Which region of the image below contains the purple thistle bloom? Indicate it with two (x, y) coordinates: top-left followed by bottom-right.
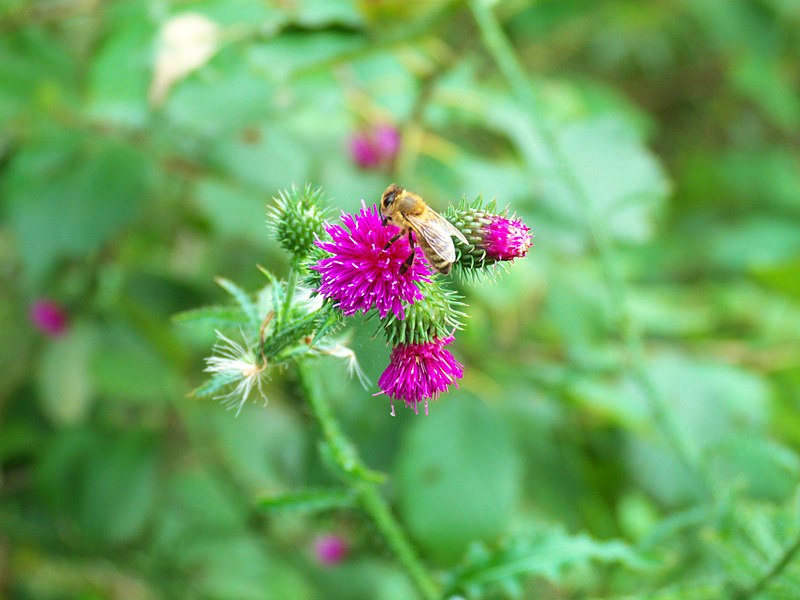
(373, 124), (401, 160)
(29, 299), (69, 337)
(313, 534), (349, 566)
(482, 215), (533, 261)
(313, 203), (430, 319)
(349, 133), (381, 169)
(377, 336), (463, 415)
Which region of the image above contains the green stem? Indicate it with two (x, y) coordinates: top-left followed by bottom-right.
(281, 267), (298, 327)
(468, 0), (710, 498)
(296, 361), (440, 600)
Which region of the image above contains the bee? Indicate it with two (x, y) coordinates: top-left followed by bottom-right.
(380, 183), (468, 275)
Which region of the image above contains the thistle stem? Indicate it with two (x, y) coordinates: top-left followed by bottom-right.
(296, 361), (440, 600)
(468, 0), (710, 498)
(281, 267), (298, 326)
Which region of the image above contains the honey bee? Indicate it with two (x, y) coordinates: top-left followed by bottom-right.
(380, 183), (468, 275)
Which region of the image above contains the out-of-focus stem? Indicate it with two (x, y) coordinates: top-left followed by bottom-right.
(468, 0), (710, 498)
(296, 361), (440, 600)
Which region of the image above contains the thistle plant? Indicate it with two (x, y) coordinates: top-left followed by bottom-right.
(178, 182), (532, 599)
(185, 184), (531, 416)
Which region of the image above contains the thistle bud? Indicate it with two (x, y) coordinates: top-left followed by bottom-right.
(268, 184), (329, 262)
(446, 198), (533, 271)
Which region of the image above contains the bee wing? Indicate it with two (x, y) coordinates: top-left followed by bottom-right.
(441, 215), (468, 246)
(406, 212), (460, 263)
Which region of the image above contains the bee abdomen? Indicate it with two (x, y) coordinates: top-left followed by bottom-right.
(425, 251), (453, 274)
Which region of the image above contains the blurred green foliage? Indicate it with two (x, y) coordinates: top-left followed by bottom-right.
(2, 0), (800, 598)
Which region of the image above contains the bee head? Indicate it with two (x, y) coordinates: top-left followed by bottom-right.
(381, 183), (403, 213)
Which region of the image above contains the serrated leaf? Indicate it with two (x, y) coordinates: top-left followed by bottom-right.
(446, 527), (649, 597)
(192, 374), (237, 399)
(215, 277), (260, 330)
(711, 490), (800, 599)
(173, 305), (249, 330)
(257, 488), (355, 513)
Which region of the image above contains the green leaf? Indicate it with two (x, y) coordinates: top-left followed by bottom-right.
(215, 277), (260, 330)
(282, 0), (363, 28)
(628, 355), (772, 505)
(78, 433), (159, 543)
(0, 29), (78, 127)
(90, 323), (184, 404)
(248, 31), (365, 82)
(173, 305), (250, 331)
(208, 123), (312, 193)
(36, 429), (158, 544)
(257, 488), (355, 513)
(86, 11), (153, 126)
(396, 398), (522, 563)
(711, 490), (800, 599)
(194, 178), (274, 246)
(445, 526), (649, 597)
(752, 259), (800, 301)
(164, 63), (276, 136)
(4, 135), (152, 283)
(709, 436), (800, 502)
(709, 218), (800, 272)
(192, 374), (237, 399)
(210, 403), (308, 490)
(150, 468), (314, 599)
(35, 321), (97, 426)
(550, 116), (670, 244)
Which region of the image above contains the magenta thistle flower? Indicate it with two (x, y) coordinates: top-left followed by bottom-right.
(377, 335), (463, 415)
(313, 203), (430, 319)
(29, 299), (69, 337)
(313, 534), (349, 566)
(482, 215), (532, 261)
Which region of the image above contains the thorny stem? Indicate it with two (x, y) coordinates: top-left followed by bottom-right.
(734, 527), (800, 599)
(296, 361), (440, 600)
(468, 0), (711, 498)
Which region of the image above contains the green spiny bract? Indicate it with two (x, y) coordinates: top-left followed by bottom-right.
(268, 184), (329, 262)
(446, 196), (501, 271)
(380, 278), (465, 346)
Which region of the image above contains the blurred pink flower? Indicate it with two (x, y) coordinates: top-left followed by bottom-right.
(313, 534), (349, 566)
(29, 299), (69, 337)
(348, 124), (401, 169)
(373, 124), (401, 159)
(349, 133), (381, 169)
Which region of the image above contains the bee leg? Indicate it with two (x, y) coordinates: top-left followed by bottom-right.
(399, 230), (415, 275)
(383, 232), (403, 250)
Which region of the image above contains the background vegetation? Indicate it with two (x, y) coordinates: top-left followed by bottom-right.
(2, 0), (800, 598)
